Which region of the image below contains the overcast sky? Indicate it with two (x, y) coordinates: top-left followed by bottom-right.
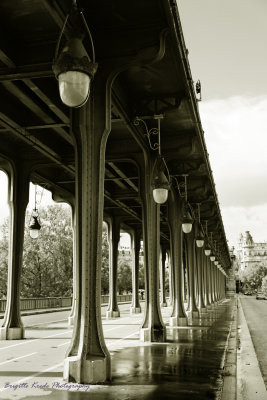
(1, 1), (267, 248)
(177, 0), (267, 247)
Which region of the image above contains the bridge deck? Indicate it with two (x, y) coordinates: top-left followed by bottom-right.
(0, 299), (236, 399)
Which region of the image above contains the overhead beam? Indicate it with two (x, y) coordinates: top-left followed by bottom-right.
(107, 161), (139, 192)
(0, 64), (53, 81)
(23, 79), (69, 124)
(0, 112), (74, 175)
(0, 46), (71, 141)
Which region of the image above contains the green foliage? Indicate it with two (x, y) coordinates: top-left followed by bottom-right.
(261, 275), (267, 296)
(0, 219), (9, 298)
(117, 252), (132, 294)
(0, 210), (145, 299)
(101, 231), (109, 295)
(21, 204), (73, 297)
(240, 263), (267, 292)
(138, 261), (145, 290)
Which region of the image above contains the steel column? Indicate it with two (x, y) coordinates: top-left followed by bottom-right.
(0, 162), (29, 340)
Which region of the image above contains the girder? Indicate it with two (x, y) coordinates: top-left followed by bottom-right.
(0, 0), (231, 266)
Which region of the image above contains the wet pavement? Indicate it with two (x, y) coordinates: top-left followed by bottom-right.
(0, 298), (237, 400)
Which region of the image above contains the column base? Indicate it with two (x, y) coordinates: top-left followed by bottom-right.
(0, 327), (24, 340)
(106, 310), (120, 319)
(200, 307), (208, 316)
(206, 304), (215, 310)
(140, 326), (166, 342)
(130, 306), (141, 314)
(187, 311), (201, 326)
(64, 355), (111, 384)
(209, 303), (217, 309)
(187, 310), (200, 319)
(169, 316), (188, 327)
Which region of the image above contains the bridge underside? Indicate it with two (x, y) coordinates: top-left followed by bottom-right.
(0, 0), (232, 386)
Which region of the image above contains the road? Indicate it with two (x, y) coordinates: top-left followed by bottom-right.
(239, 294), (267, 389)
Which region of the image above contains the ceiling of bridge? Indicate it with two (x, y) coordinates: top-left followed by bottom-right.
(0, 0), (231, 268)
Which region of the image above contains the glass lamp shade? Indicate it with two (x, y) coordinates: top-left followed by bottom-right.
(181, 203), (193, 234)
(153, 188), (169, 204)
(204, 248), (211, 256)
(196, 238), (204, 248)
(30, 228), (40, 239)
(29, 216), (41, 239)
(58, 71), (90, 107)
(152, 157), (170, 204)
(182, 222), (192, 234)
(214, 260), (218, 265)
(210, 255), (215, 262)
(53, 37), (98, 108)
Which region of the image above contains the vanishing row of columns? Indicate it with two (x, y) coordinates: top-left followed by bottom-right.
(0, 161), (226, 376)
(0, 89), (227, 384)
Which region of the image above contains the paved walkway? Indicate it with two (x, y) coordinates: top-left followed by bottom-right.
(237, 296), (267, 400)
(0, 297), (239, 399)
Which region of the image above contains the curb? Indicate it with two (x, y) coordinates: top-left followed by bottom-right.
(0, 300), (134, 320)
(221, 296), (238, 400)
(0, 307), (72, 319)
(237, 297), (266, 399)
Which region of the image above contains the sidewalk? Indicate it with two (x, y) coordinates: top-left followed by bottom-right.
(236, 296), (267, 400)
(0, 298), (243, 399)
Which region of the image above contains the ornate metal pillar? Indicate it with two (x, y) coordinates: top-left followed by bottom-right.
(0, 163), (29, 340)
(139, 156), (166, 342)
(167, 249), (173, 307)
(215, 267), (219, 303)
(64, 72), (112, 384)
(106, 217), (120, 319)
(167, 189), (188, 326)
(196, 246), (206, 314)
(130, 229), (141, 314)
(160, 245), (167, 307)
(186, 228), (200, 321)
(210, 262), (216, 306)
(205, 256), (212, 308)
(68, 203), (76, 326)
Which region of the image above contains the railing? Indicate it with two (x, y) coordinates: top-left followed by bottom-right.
(0, 294), (133, 312)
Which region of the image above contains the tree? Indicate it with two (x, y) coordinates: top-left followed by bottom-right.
(21, 204), (73, 298)
(117, 252), (132, 294)
(138, 260), (145, 290)
(262, 275), (267, 296)
(240, 263), (267, 292)
(101, 230), (109, 295)
(0, 218), (9, 298)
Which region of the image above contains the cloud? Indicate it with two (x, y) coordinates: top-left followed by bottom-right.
(199, 96), (267, 245)
(200, 96), (267, 206)
(0, 173), (54, 225)
(0, 172), (8, 224)
(221, 204), (267, 248)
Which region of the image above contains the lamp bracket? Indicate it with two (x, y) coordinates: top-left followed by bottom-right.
(133, 114), (163, 152)
(54, 1), (96, 66)
(172, 174), (188, 199)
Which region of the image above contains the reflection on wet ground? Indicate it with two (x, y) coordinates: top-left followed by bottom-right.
(11, 298), (235, 400)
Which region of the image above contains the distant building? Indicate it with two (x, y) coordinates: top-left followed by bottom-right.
(118, 244), (131, 255)
(236, 231), (267, 270)
(228, 247), (239, 295)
